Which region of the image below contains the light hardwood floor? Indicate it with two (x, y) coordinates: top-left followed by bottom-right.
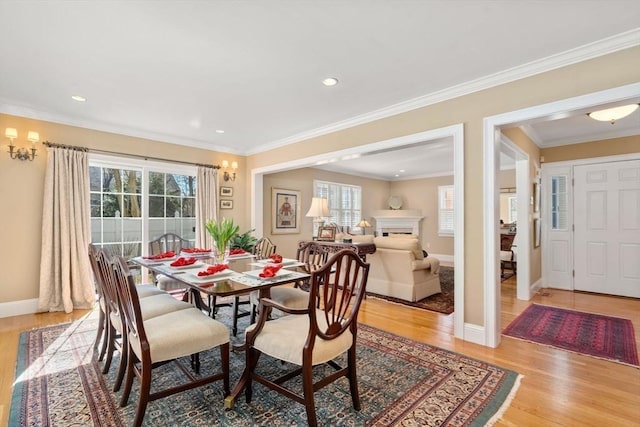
(1, 276), (639, 426)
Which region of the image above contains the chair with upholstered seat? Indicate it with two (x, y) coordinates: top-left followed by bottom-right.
(112, 256), (230, 427)
(90, 245), (191, 392)
(242, 249), (370, 427)
(148, 233), (191, 292)
(500, 233), (517, 277)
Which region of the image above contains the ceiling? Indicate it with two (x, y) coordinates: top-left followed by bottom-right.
(1, 1), (639, 180)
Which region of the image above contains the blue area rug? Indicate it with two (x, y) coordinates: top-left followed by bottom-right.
(11, 308), (521, 426)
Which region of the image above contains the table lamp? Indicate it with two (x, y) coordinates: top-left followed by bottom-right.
(357, 219), (371, 235)
(305, 197), (330, 239)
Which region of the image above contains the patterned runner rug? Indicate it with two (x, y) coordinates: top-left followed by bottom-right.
(366, 266), (454, 314)
(502, 303), (639, 367)
(11, 310), (521, 426)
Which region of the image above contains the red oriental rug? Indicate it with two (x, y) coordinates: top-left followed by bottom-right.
(502, 304), (639, 367)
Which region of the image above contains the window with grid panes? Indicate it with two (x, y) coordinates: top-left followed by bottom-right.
(438, 185), (454, 236)
(314, 180), (362, 231)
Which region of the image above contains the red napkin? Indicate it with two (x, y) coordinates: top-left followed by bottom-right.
(197, 264), (229, 277)
(259, 263), (283, 278)
(144, 251), (175, 260)
(269, 253), (283, 263)
(170, 257), (197, 267)
(229, 248), (246, 255)
(182, 247), (211, 254)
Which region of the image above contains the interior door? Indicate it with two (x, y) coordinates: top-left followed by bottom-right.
(574, 160), (640, 298)
(543, 165), (573, 290)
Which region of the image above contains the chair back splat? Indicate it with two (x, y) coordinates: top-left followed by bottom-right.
(149, 232), (190, 255)
(252, 237), (276, 260)
(242, 249), (370, 427)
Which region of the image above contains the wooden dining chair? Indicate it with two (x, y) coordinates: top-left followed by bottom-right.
(91, 245), (189, 392)
(112, 255), (230, 427)
(243, 249), (370, 427)
(148, 232), (191, 292)
(252, 237), (276, 260)
(500, 233), (517, 277)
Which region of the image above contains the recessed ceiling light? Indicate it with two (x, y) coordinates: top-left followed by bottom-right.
(322, 77), (339, 87)
(394, 174), (400, 177)
(399, 169), (405, 173)
(215, 129), (225, 134)
(71, 95), (86, 102)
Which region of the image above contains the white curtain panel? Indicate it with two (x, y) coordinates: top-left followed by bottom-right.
(38, 147), (94, 313)
(195, 166), (219, 248)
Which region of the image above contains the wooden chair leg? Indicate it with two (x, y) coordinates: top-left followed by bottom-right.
(97, 318), (110, 362)
(302, 360), (318, 427)
(221, 343), (230, 396)
(94, 308), (105, 351)
(133, 358), (152, 427)
(120, 347), (135, 407)
(232, 297), (240, 336)
(113, 332), (128, 392)
(348, 346), (361, 410)
(102, 325), (116, 374)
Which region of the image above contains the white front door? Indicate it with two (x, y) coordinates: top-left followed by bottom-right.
(574, 160), (640, 298)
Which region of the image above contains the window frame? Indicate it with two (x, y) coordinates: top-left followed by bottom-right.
(313, 179), (362, 230)
(438, 184), (455, 237)
(89, 153), (197, 258)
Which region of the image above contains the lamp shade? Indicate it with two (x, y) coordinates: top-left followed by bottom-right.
(357, 219), (371, 228)
(305, 197), (329, 217)
(5, 128), (17, 139)
(587, 104), (639, 124)
(27, 131), (39, 142)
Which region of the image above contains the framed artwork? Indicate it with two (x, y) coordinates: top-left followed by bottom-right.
(317, 226), (337, 241)
(220, 199), (233, 209)
(533, 182), (540, 213)
(271, 188), (300, 234)
(533, 218), (541, 248)
(220, 186), (233, 197)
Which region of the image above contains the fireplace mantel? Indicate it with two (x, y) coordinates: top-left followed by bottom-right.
(372, 210), (424, 238)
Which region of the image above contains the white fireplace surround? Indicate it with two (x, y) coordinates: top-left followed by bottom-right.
(372, 209), (424, 238)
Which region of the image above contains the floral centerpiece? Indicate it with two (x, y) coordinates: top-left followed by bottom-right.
(205, 218), (240, 262)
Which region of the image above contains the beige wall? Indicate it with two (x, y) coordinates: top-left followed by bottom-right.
(0, 113), (242, 304)
(501, 127), (542, 285)
(541, 135), (640, 163)
(262, 168), (389, 259)
(390, 176), (454, 256)
(247, 46), (640, 326)
(3, 46), (639, 327)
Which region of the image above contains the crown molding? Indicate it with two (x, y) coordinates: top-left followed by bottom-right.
(248, 28), (640, 155)
(0, 100), (243, 155)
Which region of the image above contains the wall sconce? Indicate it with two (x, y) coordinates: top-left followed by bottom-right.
(6, 128), (39, 161)
(221, 160), (238, 181)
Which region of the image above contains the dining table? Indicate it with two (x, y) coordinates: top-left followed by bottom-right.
(130, 251), (311, 409)
(130, 251), (310, 320)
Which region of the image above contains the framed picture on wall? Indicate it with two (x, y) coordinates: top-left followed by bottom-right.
(220, 186), (233, 197)
(220, 199), (233, 209)
(533, 182), (540, 213)
(271, 188), (300, 234)
(533, 218), (541, 248)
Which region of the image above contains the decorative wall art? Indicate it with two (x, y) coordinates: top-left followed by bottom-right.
(317, 226), (337, 241)
(271, 188), (300, 234)
(220, 199), (233, 209)
(220, 186), (233, 197)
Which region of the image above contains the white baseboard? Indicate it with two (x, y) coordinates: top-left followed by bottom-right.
(0, 298), (39, 318)
(429, 253), (454, 265)
(463, 322), (488, 346)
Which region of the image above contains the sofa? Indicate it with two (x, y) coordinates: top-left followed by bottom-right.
(366, 236), (441, 302)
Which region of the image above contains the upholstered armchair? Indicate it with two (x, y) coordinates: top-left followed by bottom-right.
(367, 236), (441, 302)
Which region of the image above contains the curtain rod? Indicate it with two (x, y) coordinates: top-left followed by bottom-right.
(42, 141), (221, 169)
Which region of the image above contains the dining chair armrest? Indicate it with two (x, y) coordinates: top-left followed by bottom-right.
(259, 297), (309, 316)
